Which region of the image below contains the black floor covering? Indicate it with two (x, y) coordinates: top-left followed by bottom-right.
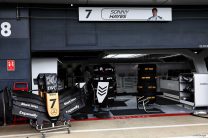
(109, 101), (127, 107)
(155, 96), (180, 105)
(111, 108), (164, 116)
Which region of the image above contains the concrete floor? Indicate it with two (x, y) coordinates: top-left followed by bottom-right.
(1, 115), (208, 138)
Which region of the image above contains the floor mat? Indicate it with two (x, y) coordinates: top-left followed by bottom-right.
(109, 101), (127, 107)
(155, 96), (180, 105)
(111, 108), (164, 116)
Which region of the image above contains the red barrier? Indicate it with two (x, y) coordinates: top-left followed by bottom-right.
(13, 82), (29, 92)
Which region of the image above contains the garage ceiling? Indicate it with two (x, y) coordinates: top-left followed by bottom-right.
(1, 0), (208, 5)
(32, 51), (191, 64)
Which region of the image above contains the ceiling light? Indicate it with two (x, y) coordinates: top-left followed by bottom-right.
(159, 54), (181, 59)
(103, 54), (146, 59)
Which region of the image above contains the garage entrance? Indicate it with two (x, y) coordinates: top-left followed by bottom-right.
(31, 49), (207, 119)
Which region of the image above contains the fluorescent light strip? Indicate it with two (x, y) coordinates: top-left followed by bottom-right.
(103, 54), (146, 59)
(159, 54), (181, 59)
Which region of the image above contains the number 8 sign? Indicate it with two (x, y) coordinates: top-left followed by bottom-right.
(1, 22), (11, 37)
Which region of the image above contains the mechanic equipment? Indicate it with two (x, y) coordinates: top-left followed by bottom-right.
(137, 64), (157, 102)
(11, 73), (86, 137)
(179, 73), (208, 115)
(137, 64), (159, 112)
(89, 64), (116, 118)
(179, 73), (194, 102)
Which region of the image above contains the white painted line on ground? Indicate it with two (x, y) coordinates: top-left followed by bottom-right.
(169, 135), (208, 138)
(1, 123), (208, 138)
(71, 123), (208, 133)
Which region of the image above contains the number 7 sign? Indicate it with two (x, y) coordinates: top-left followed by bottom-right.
(7, 60), (15, 71)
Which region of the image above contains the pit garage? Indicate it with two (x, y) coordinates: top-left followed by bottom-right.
(1, 1), (208, 138)
(30, 49), (208, 118)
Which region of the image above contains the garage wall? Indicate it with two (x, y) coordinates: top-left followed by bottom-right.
(0, 7), (30, 89)
(1, 6), (207, 90)
(30, 7), (208, 51)
(115, 62), (192, 93)
(157, 62), (192, 77)
(31, 58), (57, 94)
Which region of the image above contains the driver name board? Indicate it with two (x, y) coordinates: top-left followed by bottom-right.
(79, 7), (172, 21)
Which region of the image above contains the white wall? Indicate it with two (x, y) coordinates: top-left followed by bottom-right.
(32, 58), (57, 94)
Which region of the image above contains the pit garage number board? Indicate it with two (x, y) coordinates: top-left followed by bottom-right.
(79, 7), (172, 21)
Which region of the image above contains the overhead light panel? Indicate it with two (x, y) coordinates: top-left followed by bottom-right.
(159, 54), (181, 59)
(103, 54), (146, 59)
